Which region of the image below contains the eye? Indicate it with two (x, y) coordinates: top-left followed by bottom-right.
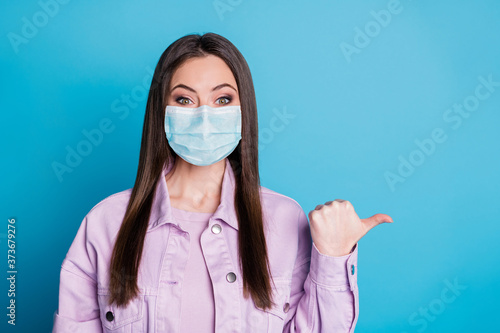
(175, 97), (192, 105)
(216, 96), (232, 105)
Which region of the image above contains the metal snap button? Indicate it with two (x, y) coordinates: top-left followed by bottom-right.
(106, 311), (114, 322)
(211, 224), (222, 234)
(283, 302), (290, 313)
(226, 272), (236, 283)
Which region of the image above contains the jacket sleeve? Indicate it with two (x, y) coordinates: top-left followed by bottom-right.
(283, 207), (359, 333)
(52, 216), (103, 333)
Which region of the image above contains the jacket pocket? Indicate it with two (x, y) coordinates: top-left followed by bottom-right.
(97, 289), (144, 333)
(240, 280), (291, 332)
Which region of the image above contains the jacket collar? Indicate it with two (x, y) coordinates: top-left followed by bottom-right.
(147, 158), (239, 232)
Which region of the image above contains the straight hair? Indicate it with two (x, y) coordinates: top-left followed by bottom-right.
(108, 32), (275, 310)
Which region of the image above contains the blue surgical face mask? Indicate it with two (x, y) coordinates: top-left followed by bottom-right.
(164, 104), (242, 166)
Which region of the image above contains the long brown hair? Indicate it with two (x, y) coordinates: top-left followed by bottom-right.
(108, 32), (275, 310)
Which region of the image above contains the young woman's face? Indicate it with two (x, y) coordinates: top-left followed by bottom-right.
(167, 54), (241, 108)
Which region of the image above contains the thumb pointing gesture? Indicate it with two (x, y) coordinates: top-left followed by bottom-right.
(309, 200), (393, 257)
(361, 213), (393, 234)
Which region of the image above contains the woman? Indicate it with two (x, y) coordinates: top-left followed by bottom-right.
(52, 32), (392, 333)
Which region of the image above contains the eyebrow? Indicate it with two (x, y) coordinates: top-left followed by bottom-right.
(170, 83), (238, 94)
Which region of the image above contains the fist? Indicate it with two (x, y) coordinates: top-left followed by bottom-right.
(308, 199), (393, 257)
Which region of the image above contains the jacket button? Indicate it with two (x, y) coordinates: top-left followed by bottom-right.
(211, 224), (222, 234)
(226, 272), (236, 283)
(106, 311), (114, 322)
(283, 302), (290, 313)
(351, 264), (355, 275)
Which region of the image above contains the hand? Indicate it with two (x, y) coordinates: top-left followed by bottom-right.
(308, 199), (393, 257)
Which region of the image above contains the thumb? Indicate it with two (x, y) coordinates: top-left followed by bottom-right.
(361, 213), (393, 231)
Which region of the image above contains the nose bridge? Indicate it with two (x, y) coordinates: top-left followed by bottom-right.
(199, 87), (218, 106)
(201, 94), (213, 106)
(199, 105), (212, 131)
(199, 104), (211, 119)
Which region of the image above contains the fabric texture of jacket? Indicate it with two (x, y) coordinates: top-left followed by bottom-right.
(52, 158), (359, 332)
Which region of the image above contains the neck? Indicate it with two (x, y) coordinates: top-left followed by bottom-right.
(165, 157), (226, 213)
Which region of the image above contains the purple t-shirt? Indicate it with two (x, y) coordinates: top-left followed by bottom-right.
(171, 206), (215, 333)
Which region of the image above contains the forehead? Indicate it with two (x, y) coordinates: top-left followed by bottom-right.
(170, 55), (236, 89)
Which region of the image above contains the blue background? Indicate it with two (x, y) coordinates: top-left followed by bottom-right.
(1, 0), (499, 332)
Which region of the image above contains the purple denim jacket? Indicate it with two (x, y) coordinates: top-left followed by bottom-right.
(52, 158), (359, 332)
